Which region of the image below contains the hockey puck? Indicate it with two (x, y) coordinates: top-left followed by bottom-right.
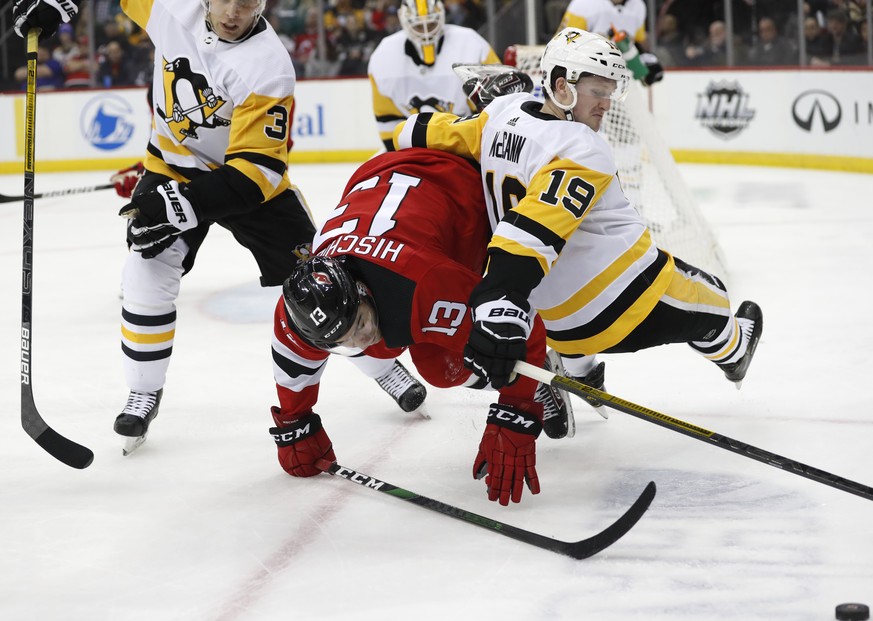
(836, 603), (870, 621)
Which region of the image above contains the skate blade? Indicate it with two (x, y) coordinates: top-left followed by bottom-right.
(122, 432), (149, 456)
(410, 403), (431, 420)
(593, 404), (609, 419)
(565, 409), (577, 438)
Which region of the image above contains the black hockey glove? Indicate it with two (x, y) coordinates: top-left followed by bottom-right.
(13, 0), (79, 38)
(640, 52), (664, 86)
(464, 290), (533, 389)
(463, 70), (534, 113)
(120, 180), (200, 259)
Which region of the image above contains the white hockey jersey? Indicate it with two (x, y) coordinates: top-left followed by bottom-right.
(367, 24), (500, 148)
(559, 0), (648, 44)
(122, 0), (296, 203)
(394, 93), (675, 355)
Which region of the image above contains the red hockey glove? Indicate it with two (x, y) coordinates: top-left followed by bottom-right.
(110, 161), (144, 199)
(270, 408), (336, 477)
(473, 403), (542, 506)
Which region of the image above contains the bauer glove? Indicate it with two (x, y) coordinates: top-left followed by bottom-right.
(13, 0), (79, 38)
(270, 408), (336, 477)
(464, 290), (532, 389)
(474, 403), (542, 506)
(120, 179), (199, 259)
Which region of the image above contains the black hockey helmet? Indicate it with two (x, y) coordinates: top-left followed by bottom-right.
(282, 256), (366, 348)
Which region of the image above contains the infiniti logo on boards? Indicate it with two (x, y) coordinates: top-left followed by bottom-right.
(792, 90), (841, 132)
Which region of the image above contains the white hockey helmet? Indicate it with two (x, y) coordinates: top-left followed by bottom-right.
(398, 0), (446, 65)
(541, 28), (630, 117)
(201, 0), (267, 40)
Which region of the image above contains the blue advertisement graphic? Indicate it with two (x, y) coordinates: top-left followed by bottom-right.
(80, 94), (136, 151)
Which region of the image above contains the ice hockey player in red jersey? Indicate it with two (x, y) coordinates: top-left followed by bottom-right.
(270, 148), (567, 506)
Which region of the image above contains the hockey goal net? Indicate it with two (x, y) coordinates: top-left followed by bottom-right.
(505, 44), (727, 278)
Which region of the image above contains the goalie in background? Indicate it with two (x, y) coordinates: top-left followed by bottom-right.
(270, 148), (568, 507)
(367, 0), (501, 151)
(395, 29), (762, 440)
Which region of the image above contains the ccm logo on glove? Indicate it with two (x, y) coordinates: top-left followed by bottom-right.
(487, 405), (540, 430)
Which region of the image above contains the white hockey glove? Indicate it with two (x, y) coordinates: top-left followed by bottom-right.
(120, 180), (199, 259)
(13, 0), (79, 38)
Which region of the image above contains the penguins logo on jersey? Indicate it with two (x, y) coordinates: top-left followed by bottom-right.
(157, 57), (230, 142)
(408, 95), (452, 115)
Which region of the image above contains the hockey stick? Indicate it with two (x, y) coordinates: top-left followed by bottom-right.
(20, 28), (94, 469)
(0, 182), (114, 203)
(515, 360), (873, 502)
(323, 462), (656, 560)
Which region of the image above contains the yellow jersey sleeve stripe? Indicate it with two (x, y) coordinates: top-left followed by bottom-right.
(121, 0), (154, 30)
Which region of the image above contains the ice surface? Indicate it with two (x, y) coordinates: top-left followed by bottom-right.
(1, 163), (871, 620)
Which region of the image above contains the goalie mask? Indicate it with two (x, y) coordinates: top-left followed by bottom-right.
(541, 28), (630, 119)
(283, 256), (375, 349)
(399, 0), (445, 66)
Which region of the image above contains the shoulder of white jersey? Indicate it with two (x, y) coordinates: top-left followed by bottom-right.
(485, 93), (617, 176)
(223, 20), (297, 98)
(564, 0), (604, 17)
(370, 30), (408, 63)
(442, 23), (489, 47)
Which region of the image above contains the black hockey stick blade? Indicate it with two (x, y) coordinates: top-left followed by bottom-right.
(324, 462), (655, 560)
(515, 360), (873, 503)
(0, 182), (115, 203)
(19, 29), (94, 470)
(23, 394), (94, 469)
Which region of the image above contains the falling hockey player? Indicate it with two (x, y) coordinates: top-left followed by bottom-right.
(395, 29), (763, 439)
(270, 148), (569, 507)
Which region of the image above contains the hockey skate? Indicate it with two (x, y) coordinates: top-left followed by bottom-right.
(375, 360), (429, 417)
(548, 350), (609, 420)
(717, 301), (763, 389)
(114, 389), (163, 455)
(538, 354), (574, 439)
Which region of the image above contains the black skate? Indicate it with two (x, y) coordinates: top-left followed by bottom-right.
(549, 350), (609, 420)
(539, 352), (575, 439)
(718, 300), (763, 389)
(114, 389), (163, 455)
(375, 360), (428, 416)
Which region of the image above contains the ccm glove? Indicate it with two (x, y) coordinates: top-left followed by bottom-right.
(110, 161), (144, 199)
(13, 0), (79, 38)
(270, 408), (336, 477)
(120, 180), (199, 259)
(464, 290), (532, 388)
(473, 403), (542, 506)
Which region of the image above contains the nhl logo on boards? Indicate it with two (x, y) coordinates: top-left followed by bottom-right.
(695, 81), (755, 139)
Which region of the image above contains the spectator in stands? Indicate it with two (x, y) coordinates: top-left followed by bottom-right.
(653, 13), (689, 67)
(685, 20), (730, 66)
(52, 23), (94, 88)
(335, 12), (378, 76)
(14, 40), (65, 90)
(748, 17), (797, 66)
(97, 40), (139, 87)
(804, 15), (831, 64)
(822, 7), (864, 64)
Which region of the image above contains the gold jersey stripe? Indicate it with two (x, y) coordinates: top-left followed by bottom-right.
(546, 258), (675, 355)
(538, 229), (657, 321)
(121, 0), (154, 30)
(121, 325), (175, 345)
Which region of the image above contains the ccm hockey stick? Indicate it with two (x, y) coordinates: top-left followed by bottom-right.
(0, 182), (114, 203)
(323, 462), (656, 560)
(20, 29), (94, 469)
(516, 360), (873, 502)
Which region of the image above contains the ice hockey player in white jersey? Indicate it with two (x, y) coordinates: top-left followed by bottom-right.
(395, 29), (763, 439)
(367, 0), (500, 150)
(13, 0), (321, 454)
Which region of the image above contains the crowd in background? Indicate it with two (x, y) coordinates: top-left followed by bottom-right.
(2, 0), (871, 91)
